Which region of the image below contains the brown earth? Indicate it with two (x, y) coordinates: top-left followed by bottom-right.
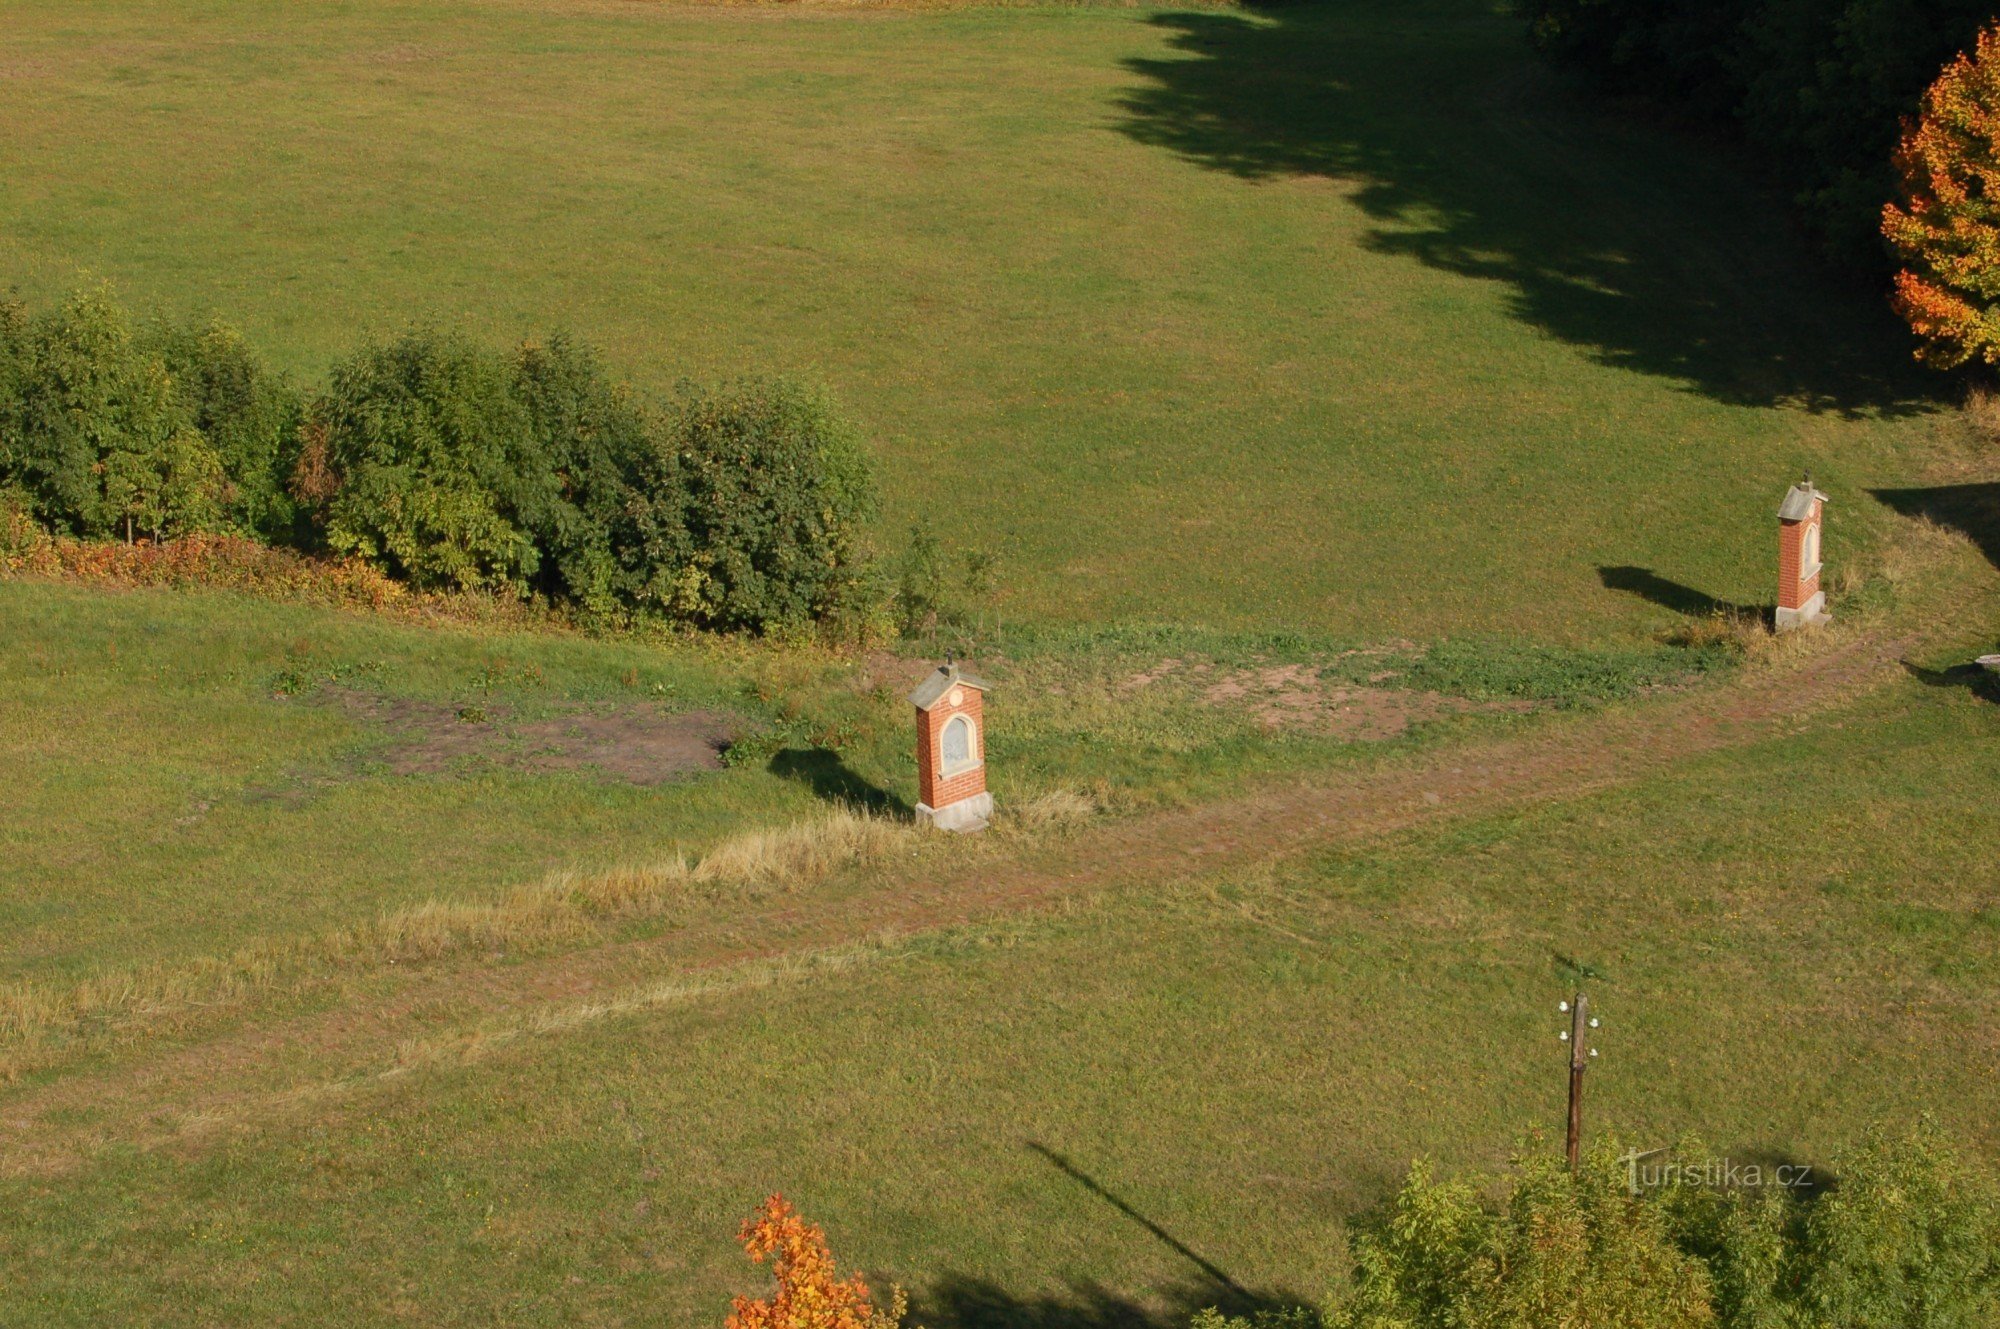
(314, 686), (735, 785)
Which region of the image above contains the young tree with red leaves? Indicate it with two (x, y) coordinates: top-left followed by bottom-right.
(1884, 25), (2000, 369)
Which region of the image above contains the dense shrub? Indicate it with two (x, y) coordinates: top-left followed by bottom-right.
(305, 327), (563, 595)
(1, 286), (883, 635)
(1522, 0), (1993, 263)
(1195, 1120), (2000, 1329)
(1337, 1152), (1715, 1329)
(1883, 26), (2000, 370)
(145, 317), (304, 539)
(0, 285), (226, 541)
(0, 303), (27, 467)
(660, 377), (875, 635)
(1789, 1119), (2000, 1328)
(511, 333), (655, 617)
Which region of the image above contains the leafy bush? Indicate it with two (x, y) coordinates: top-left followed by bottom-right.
(660, 377), (875, 635)
(891, 519), (1000, 639)
(1522, 0), (1993, 262)
(1788, 1119), (2000, 1329)
(1218, 1122), (2000, 1329)
(511, 333), (657, 617)
(1, 287), (884, 635)
(145, 317), (304, 538)
(0, 285), (226, 541)
(1189, 1310), (1321, 1329)
(304, 343), (877, 629)
(0, 302), (28, 467)
(1338, 1152), (1715, 1329)
(307, 327), (559, 594)
(1883, 25), (2000, 370)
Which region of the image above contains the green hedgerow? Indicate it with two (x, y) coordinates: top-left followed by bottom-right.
(307, 326), (557, 595)
(0, 284), (227, 542)
(3, 286), (885, 636)
(657, 376), (876, 635)
(145, 316), (305, 540)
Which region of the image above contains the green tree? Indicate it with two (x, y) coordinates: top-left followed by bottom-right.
(511, 332), (657, 618)
(660, 376), (875, 634)
(310, 327), (556, 594)
(5, 285), (224, 540)
(146, 316), (303, 538)
(1791, 1119), (2000, 1328)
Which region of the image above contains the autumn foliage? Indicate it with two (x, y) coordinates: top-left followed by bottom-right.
(726, 1195), (907, 1329)
(1884, 25), (2000, 369)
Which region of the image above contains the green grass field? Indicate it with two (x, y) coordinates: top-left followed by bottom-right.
(6, 0), (2000, 1324)
(0, 0), (1950, 639)
(0, 576), (1398, 988)
(6, 625), (2000, 1325)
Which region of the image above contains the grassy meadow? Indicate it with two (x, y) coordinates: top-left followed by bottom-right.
(6, 630), (2000, 1324)
(0, 0), (1951, 639)
(0, 576), (1378, 987)
(6, 0), (2000, 1323)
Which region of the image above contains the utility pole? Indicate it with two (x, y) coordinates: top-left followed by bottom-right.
(1559, 992), (1600, 1171)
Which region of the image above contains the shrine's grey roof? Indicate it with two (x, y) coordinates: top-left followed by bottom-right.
(1778, 483), (1829, 522)
(909, 663), (990, 709)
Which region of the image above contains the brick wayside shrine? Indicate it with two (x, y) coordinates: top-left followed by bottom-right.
(1776, 474), (1831, 632)
(910, 661), (992, 833)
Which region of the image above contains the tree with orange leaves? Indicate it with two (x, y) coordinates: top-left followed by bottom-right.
(1884, 24), (2000, 370)
(725, 1195), (910, 1329)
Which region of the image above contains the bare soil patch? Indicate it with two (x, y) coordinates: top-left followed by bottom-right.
(315, 686), (734, 785)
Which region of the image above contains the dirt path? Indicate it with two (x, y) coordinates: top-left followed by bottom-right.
(0, 630), (1909, 1178)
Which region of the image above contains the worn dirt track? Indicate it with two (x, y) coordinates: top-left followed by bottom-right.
(0, 630), (1908, 1178)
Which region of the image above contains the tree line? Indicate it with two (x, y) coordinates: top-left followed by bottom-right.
(0, 285), (876, 636)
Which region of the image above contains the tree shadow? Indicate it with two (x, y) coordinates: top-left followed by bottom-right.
(1871, 483), (2000, 570)
(917, 1274), (1293, 1329)
(1597, 565), (1771, 626)
(1115, 0), (1939, 417)
(767, 747), (910, 816)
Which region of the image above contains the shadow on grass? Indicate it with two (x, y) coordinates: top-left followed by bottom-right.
(917, 1275), (1288, 1329)
(1115, 0), (1937, 417)
(906, 1144), (1317, 1328)
(1028, 1143), (1250, 1297)
(768, 748), (910, 816)
(1901, 659), (2000, 704)
(1597, 565), (1772, 626)
(1872, 483), (2000, 569)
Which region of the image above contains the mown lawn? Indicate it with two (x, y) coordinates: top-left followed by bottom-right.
(0, 0), (1949, 639)
(4, 653), (1997, 1326)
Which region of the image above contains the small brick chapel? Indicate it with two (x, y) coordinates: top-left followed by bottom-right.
(909, 661), (992, 833)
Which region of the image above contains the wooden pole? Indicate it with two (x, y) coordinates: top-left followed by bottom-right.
(1566, 990), (1590, 1171)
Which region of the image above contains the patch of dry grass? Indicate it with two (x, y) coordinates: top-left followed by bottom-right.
(1964, 381), (2000, 447)
(0, 812), (895, 1080)
(0, 792), (1099, 1083)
